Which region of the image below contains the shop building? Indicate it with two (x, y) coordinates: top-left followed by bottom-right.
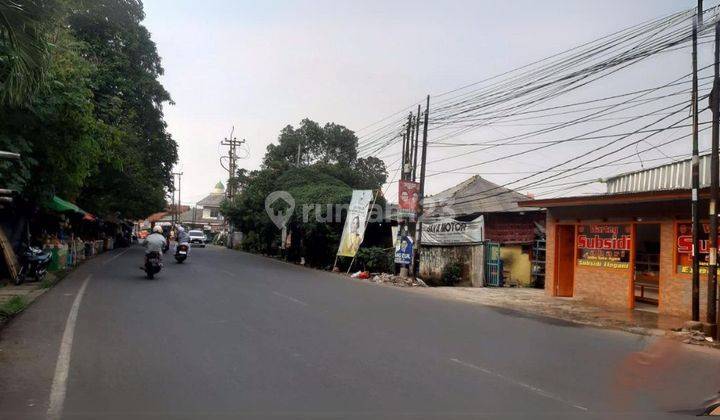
(519, 154), (718, 319)
(420, 176), (545, 286)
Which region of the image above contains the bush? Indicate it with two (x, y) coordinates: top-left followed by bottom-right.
(0, 296), (28, 321)
(442, 262), (463, 286)
(355, 247), (394, 273)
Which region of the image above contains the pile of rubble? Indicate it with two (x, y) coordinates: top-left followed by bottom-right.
(668, 321), (716, 346)
(350, 271), (427, 287)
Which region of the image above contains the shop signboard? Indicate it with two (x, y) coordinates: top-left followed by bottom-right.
(676, 222), (720, 274)
(421, 215), (484, 245)
(576, 224), (631, 269)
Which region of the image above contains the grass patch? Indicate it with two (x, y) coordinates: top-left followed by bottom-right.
(0, 296), (28, 321)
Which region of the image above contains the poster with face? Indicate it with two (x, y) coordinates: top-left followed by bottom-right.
(394, 235), (414, 265)
(336, 190), (374, 257)
(398, 180), (420, 217)
(576, 224), (631, 269)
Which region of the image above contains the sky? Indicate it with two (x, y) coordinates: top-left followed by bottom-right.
(142, 0), (708, 205)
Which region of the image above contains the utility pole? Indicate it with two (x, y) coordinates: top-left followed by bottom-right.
(707, 18), (718, 332)
(404, 113), (412, 180)
(413, 104), (421, 181)
(692, 0), (703, 322)
(172, 172), (183, 226)
(413, 95), (430, 277)
(220, 127), (246, 199)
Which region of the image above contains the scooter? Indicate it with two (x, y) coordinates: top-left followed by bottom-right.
(15, 245), (52, 285)
(175, 243), (189, 263)
(144, 251), (162, 279)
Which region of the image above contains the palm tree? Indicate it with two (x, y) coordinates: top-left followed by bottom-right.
(0, 0), (52, 106)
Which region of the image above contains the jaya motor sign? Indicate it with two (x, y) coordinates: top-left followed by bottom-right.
(676, 222), (720, 274)
(421, 215), (484, 245)
(576, 224), (631, 269)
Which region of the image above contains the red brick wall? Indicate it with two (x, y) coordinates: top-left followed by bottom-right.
(485, 212), (544, 244)
(544, 208), (708, 320)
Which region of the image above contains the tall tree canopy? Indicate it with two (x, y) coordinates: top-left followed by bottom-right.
(223, 119), (388, 267)
(0, 0), (177, 219)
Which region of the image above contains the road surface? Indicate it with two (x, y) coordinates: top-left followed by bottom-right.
(0, 245), (717, 419)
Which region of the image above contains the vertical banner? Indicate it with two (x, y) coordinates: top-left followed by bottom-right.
(398, 180), (420, 217)
(337, 190), (374, 257)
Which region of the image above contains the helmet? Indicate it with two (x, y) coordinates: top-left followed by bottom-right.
(153, 225), (163, 234)
(176, 225), (184, 232)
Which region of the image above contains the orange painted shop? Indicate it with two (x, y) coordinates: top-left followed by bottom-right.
(519, 154), (720, 320)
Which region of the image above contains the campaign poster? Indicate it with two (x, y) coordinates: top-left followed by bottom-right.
(394, 235), (414, 265)
(576, 224), (631, 269)
(336, 190), (374, 257)
(398, 180), (420, 217)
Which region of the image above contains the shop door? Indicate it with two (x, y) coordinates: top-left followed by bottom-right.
(555, 225), (575, 297)
(634, 224), (660, 308)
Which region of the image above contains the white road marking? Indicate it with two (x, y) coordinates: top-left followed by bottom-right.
(47, 275), (92, 420)
(449, 358), (588, 411)
(102, 247), (131, 265)
(272, 291), (308, 306)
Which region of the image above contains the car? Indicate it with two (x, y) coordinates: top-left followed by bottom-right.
(188, 230), (207, 247)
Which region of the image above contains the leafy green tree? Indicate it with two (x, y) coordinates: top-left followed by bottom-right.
(223, 119), (387, 267)
(0, 0), (56, 106)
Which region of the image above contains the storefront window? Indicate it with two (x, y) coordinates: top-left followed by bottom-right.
(576, 224), (631, 269)
(676, 222), (720, 274)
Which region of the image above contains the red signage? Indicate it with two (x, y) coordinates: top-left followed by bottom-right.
(398, 180), (419, 216)
(676, 222), (720, 274)
(577, 224), (631, 269)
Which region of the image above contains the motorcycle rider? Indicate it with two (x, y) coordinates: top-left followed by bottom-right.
(175, 225), (190, 255)
(142, 225), (167, 262)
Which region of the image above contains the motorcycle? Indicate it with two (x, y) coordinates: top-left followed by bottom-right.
(144, 251), (162, 279)
(175, 243), (189, 263)
(16, 245), (52, 285)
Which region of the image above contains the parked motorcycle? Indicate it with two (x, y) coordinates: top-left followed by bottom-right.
(15, 245), (52, 285)
(144, 251), (162, 279)
(175, 243), (189, 263)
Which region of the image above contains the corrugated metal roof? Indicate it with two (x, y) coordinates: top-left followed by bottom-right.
(423, 175), (539, 217)
(606, 154), (712, 194)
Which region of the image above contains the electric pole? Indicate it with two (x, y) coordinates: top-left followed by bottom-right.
(692, 0), (702, 322)
(220, 127), (246, 200)
(413, 95), (430, 277)
(708, 18), (719, 337)
(172, 172), (183, 226)
(413, 105), (421, 181)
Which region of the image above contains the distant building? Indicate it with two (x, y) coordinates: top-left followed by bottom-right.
(195, 181), (226, 232)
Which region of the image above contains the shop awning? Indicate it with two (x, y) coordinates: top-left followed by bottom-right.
(46, 196), (85, 214)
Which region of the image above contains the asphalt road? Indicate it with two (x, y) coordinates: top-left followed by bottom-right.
(0, 245), (718, 419)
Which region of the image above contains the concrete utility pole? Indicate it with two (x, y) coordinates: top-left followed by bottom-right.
(692, 0), (703, 321)
(413, 95), (430, 277)
(172, 172), (183, 225)
(413, 105), (421, 182)
(707, 20), (719, 334)
(220, 127), (246, 200)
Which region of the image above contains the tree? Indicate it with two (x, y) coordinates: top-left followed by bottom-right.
(0, 0), (56, 106)
(223, 119), (387, 267)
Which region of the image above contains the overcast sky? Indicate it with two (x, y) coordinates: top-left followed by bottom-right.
(142, 0), (706, 205)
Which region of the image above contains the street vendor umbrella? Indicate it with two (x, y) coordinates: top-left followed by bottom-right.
(46, 196), (84, 215)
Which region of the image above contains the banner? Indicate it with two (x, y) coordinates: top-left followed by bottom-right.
(394, 235), (414, 264)
(337, 190), (374, 257)
(398, 180), (420, 217)
(576, 224), (631, 269)
(676, 222), (720, 274)
(421, 215), (484, 245)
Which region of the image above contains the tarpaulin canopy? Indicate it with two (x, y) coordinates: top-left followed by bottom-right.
(46, 196), (85, 215)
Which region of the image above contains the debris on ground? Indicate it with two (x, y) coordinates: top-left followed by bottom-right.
(367, 273), (427, 287)
(668, 328), (717, 346)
